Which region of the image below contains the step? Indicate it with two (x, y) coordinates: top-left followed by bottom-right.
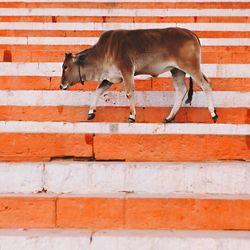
(0, 76), (248, 91)
(0, 161), (249, 195)
(0, 122), (249, 162)
(1, 23), (249, 31)
(2, 0), (250, 2)
(0, 229), (250, 250)
(0, 16), (249, 24)
(1, 63), (249, 77)
(0, 194), (250, 229)
(0, 90), (249, 107)
(1, 107), (248, 124)
(1, 7), (249, 18)
(1, 2), (250, 9)
(2, 45), (249, 63)
(1, 38), (250, 46)
(1, 30), (249, 38)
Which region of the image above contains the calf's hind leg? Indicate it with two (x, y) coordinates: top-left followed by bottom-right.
(191, 72), (218, 123)
(165, 68), (187, 123)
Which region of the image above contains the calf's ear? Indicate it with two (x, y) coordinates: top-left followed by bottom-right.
(65, 53), (72, 59)
(72, 54), (78, 63)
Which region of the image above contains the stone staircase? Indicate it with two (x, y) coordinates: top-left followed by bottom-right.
(0, 0), (249, 249)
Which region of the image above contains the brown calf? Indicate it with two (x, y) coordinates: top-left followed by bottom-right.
(61, 27), (218, 123)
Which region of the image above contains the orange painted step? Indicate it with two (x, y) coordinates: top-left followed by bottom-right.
(0, 16), (249, 23)
(0, 133), (93, 162)
(0, 133), (248, 162)
(0, 76), (249, 91)
(57, 196), (250, 230)
(0, 107), (248, 124)
(0, 2), (249, 9)
(1, 195), (250, 230)
(94, 134), (250, 162)
(1, 30), (249, 38)
(0, 30), (102, 38)
(0, 196), (55, 228)
(151, 77), (250, 92)
(1, 45), (249, 63)
(1, 45), (89, 63)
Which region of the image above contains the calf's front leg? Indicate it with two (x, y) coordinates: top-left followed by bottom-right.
(87, 80), (113, 120)
(126, 90), (136, 123)
(123, 76), (136, 123)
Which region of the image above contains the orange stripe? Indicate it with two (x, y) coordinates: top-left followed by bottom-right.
(1, 30), (249, 38)
(0, 76), (249, 91)
(0, 133), (93, 162)
(57, 196), (250, 230)
(0, 45), (90, 63)
(1, 45), (249, 64)
(195, 31), (250, 38)
(0, 107), (248, 124)
(94, 134), (250, 162)
(0, 196), (55, 228)
(0, 30), (102, 37)
(0, 16), (249, 23)
(2, 45), (249, 53)
(151, 77), (250, 92)
(1, 196), (250, 229)
(0, 2), (249, 9)
(0, 134), (249, 162)
(124, 197), (250, 230)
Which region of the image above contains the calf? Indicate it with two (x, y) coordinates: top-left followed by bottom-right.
(60, 27), (218, 123)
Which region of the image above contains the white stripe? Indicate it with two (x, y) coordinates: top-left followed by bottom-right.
(1, 161), (250, 195)
(2, 0), (250, 2)
(1, 0), (250, 2)
(0, 229), (250, 250)
(0, 63), (249, 78)
(1, 8), (249, 17)
(0, 192), (249, 199)
(0, 229), (90, 250)
(0, 22), (249, 31)
(0, 90), (249, 108)
(44, 161), (250, 195)
(1, 37), (250, 46)
(200, 38), (250, 46)
(0, 121), (249, 135)
(0, 163), (43, 194)
(91, 230), (250, 250)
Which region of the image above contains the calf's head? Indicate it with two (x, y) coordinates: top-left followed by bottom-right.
(60, 53), (85, 90)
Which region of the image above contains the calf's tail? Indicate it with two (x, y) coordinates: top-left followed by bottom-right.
(185, 77), (193, 105)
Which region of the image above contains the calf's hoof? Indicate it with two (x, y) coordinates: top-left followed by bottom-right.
(128, 117), (135, 123)
(164, 117), (175, 123)
(185, 99), (192, 106)
(87, 113), (95, 120)
(212, 114), (218, 123)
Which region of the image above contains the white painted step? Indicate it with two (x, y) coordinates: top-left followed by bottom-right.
(0, 121), (249, 135)
(0, 91), (249, 107)
(1, 161), (250, 195)
(0, 229), (90, 250)
(1, 23), (249, 31)
(0, 229), (250, 250)
(1, 9), (249, 17)
(0, 63), (249, 78)
(2, 37), (249, 46)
